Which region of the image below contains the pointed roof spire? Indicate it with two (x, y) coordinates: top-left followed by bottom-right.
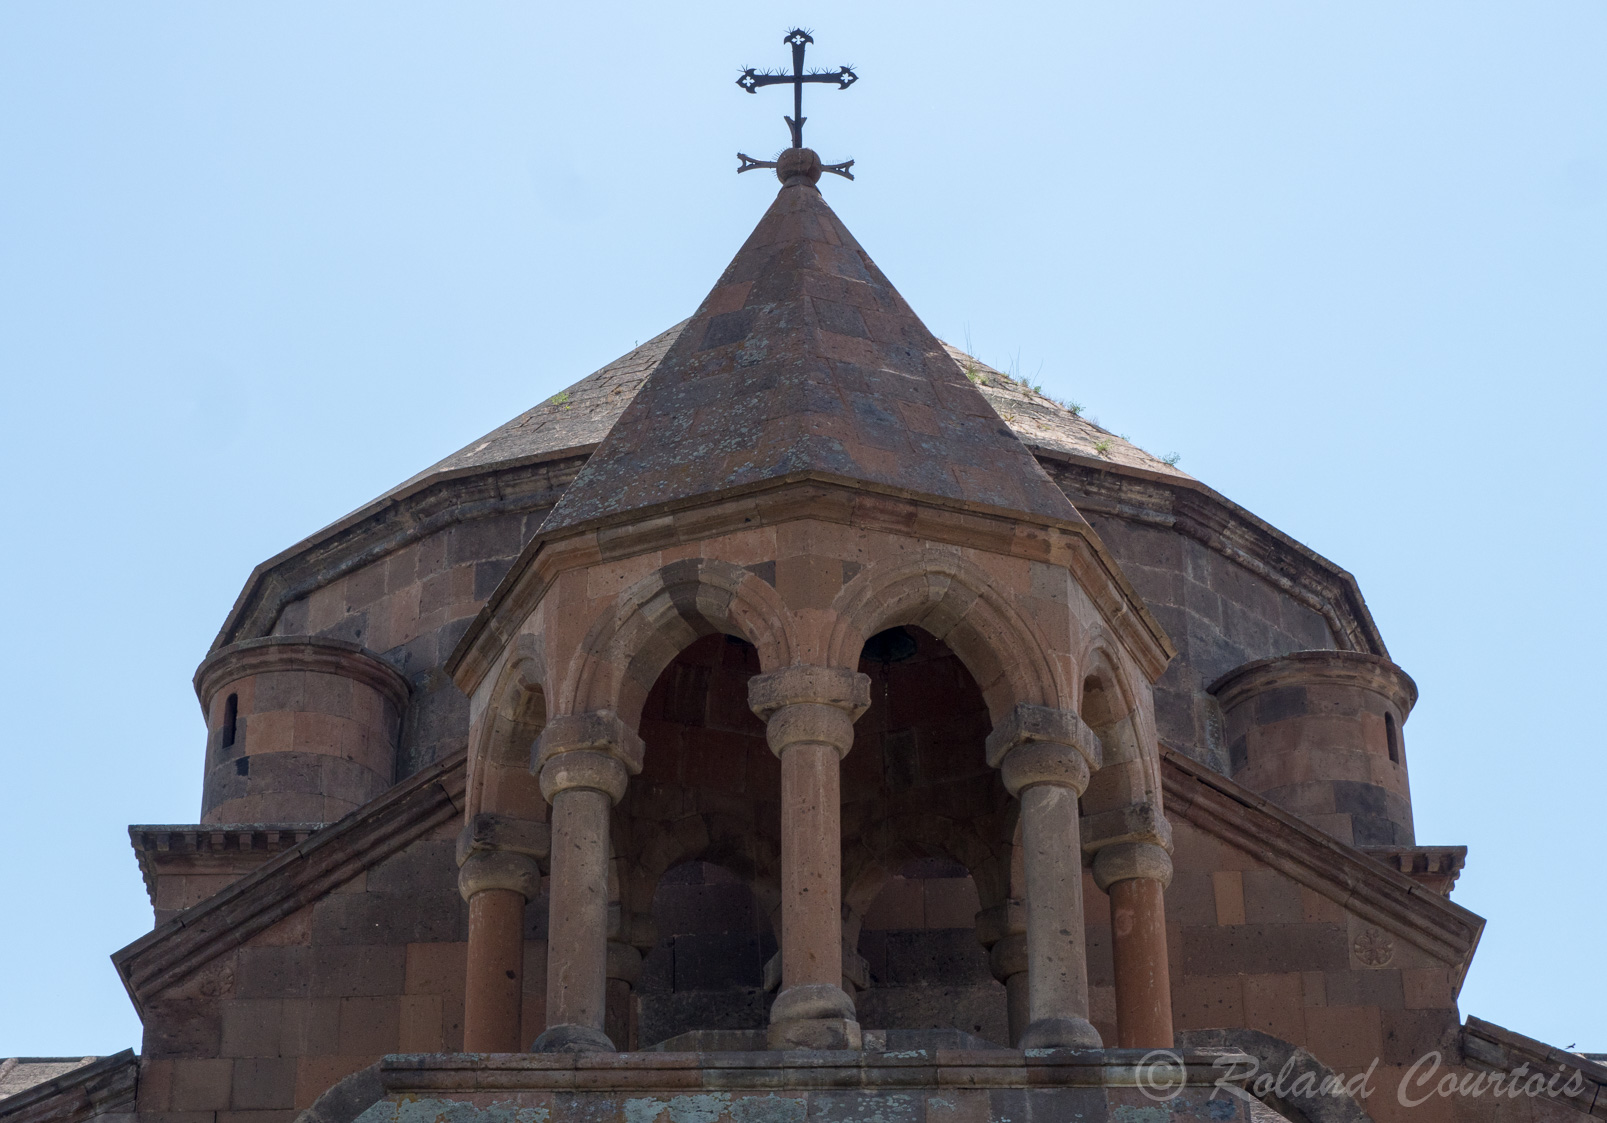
(541, 171), (1083, 534)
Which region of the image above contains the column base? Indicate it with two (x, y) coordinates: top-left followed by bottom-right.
(531, 1023), (615, 1053)
(767, 982), (860, 1051)
(766, 1017), (863, 1051)
(1019, 1016), (1102, 1050)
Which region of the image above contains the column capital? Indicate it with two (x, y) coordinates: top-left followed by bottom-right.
(1080, 802), (1173, 858)
(457, 849), (542, 901)
(749, 665), (871, 760)
(984, 704), (1102, 771)
(1093, 841), (1174, 892)
(457, 812), (551, 866)
(748, 665), (871, 720)
(535, 711), (644, 803)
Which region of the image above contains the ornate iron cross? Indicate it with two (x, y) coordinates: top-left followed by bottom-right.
(736, 29), (857, 181)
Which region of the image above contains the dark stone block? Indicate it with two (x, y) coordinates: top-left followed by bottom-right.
(474, 557), (515, 600)
(1332, 781), (1389, 818)
(816, 294), (867, 338)
(365, 841), (456, 894)
(654, 882), (759, 936)
(446, 515), (523, 567)
(882, 928), (992, 987)
(1182, 923), (1349, 975)
(1254, 685), (1309, 726)
(276, 599), (311, 635)
(252, 671), (306, 713)
(1324, 968), (1404, 1008)
(234, 948), (313, 999)
(307, 944), (406, 997)
(700, 308), (756, 350)
(310, 889), (465, 946)
(141, 999), (223, 1058)
(672, 933), (764, 991)
(636, 987), (768, 1050)
(320, 610), (369, 647)
(639, 938), (673, 996)
(230, 1058), (296, 1111)
(1229, 735), (1249, 774)
(1351, 813), (1411, 848)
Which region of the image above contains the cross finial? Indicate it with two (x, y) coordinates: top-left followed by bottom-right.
(735, 29), (857, 183)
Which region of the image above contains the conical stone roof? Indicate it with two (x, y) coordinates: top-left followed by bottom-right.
(541, 165), (1085, 534)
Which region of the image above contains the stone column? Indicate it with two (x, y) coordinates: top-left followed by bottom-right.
(985, 704), (1103, 1049)
(605, 940), (643, 1051)
(530, 712), (643, 1053)
(456, 813), (549, 1053)
(749, 665), (871, 1050)
(976, 901), (1029, 1046)
(1094, 841), (1175, 1048)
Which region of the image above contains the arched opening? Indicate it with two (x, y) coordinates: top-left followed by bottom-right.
(1385, 711), (1401, 764)
(624, 632), (782, 1049)
(474, 668), (547, 822)
(637, 860), (776, 1049)
(841, 625), (1012, 1046)
(617, 625), (1021, 1048)
(855, 856), (1005, 1044)
(220, 693), (238, 751)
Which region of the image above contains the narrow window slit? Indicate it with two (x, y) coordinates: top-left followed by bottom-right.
(221, 693), (238, 750)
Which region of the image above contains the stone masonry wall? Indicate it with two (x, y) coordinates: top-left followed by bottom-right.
(132, 821), (548, 1123)
(1152, 813), (1463, 1123)
(1078, 511), (1336, 772)
(270, 509), (549, 781)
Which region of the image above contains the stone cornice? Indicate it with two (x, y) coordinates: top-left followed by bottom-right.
(193, 636), (413, 717)
(206, 424), (1382, 691)
(1034, 453), (1387, 658)
(295, 1048), (1257, 1123)
(1208, 650), (1419, 717)
(211, 454), (588, 653)
(448, 473), (1177, 698)
(1160, 747), (1483, 986)
(112, 751), (466, 1017)
(0, 1051), (137, 1123)
(129, 823), (323, 908)
(1462, 1017), (1607, 1118)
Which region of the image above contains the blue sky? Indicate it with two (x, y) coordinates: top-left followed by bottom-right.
(1, 3), (1602, 1055)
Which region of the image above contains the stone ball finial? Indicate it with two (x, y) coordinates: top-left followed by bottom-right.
(776, 147), (823, 186)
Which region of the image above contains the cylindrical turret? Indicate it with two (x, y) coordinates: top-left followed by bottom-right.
(1209, 651), (1416, 847)
(194, 637), (411, 823)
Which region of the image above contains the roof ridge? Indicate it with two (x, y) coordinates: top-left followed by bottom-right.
(540, 181), (1082, 533)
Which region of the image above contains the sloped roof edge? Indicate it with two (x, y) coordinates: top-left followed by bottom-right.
(111, 751), (466, 1017)
(1462, 1017), (1607, 1116)
(0, 1051), (136, 1123)
(1161, 747), (1484, 986)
